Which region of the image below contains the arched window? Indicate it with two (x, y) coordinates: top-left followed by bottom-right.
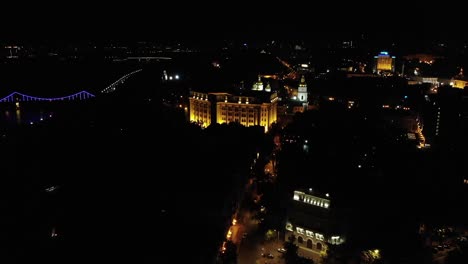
(316, 242), (322, 250)
(307, 239), (313, 249)
(298, 236), (304, 244)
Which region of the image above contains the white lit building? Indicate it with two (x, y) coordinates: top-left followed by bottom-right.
(297, 75), (308, 103)
(285, 190), (346, 256)
(252, 75), (264, 91)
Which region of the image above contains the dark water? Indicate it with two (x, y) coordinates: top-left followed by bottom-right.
(0, 60), (247, 264)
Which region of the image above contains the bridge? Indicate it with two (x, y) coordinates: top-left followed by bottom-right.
(101, 69), (143, 94)
(0, 69), (143, 103)
(0, 90), (95, 103)
(126, 56), (172, 61)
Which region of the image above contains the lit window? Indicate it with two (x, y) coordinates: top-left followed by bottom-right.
(293, 193), (300, 201)
(296, 227), (304, 234)
(315, 233), (324, 241)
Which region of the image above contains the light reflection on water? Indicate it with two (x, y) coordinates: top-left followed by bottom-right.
(1, 106), (54, 126)
(16, 109), (21, 125)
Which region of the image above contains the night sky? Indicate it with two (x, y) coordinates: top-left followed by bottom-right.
(2, 5), (468, 264)
(2, 4), (464, 42)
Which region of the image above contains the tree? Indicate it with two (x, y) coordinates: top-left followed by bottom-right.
(283, 240), (299, 264)
(265, 229), (276, 241)
(446, 241), (468, 264)
(297, 256), (314, 264)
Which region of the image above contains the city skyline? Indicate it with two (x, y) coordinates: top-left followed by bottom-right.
(2, 22), (468, 263)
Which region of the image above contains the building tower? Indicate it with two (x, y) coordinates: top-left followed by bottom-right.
(298, 75), (308, 102)
(252, 75), (264, 91)
(265, 82), (272, 92)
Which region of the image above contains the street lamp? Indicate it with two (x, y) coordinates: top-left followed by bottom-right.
(274, 229), (280, 241)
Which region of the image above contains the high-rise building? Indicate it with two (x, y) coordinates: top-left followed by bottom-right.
(373, 51), (395, 74)
(421, 88), (462, 146)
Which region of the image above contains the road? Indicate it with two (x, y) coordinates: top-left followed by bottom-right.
(433, 247), (456, 264)
(236, 146), (286, 264)
(238, 232), (285, 264)
(220, 140), (285, 263)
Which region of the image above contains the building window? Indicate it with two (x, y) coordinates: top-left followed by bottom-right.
(316, 242), (322, 251)
(298, 236), (304, 244)
(307, 239), (313, 249)
(331, 236), (340, 245)
(315, 233), (324, 241)
(296, 227), (304, 234)
(306, 230), (314, 237)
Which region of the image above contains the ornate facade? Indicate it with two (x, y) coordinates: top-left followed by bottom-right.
(189, 90), (277, 132)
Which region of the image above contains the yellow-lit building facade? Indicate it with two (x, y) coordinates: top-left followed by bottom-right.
(451, 78), (468, 89)
(373, 51), (395, 74)
(189, 92), (212, 127)
(189, 91), (278, 132)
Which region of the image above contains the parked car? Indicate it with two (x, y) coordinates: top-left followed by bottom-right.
(277, 248), (286, 253)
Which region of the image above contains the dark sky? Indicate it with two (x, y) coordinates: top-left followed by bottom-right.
(1, 3), (463, 42)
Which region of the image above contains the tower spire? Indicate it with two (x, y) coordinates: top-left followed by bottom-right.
(298, 75), (308, 103)
(265, 82), (271, 92)
(253, 75), (263, 91)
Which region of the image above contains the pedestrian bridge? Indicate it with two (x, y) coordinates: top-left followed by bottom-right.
(0, 90), (95, 103)
(0, 69), (143, 103)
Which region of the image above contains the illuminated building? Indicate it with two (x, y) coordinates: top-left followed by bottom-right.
(373, 51), (395, 74)
(189, 88), (278, 132)
(451, 78), (468, 89)
(189, 92), (211, 128)
(297, 75), (308, 103)
(286, 76), (309, 113)
(265, 82), (271, 92)
(252, 75), (264, 91)
(285, 190), (345, 256)
(421, 88), (462, 146)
